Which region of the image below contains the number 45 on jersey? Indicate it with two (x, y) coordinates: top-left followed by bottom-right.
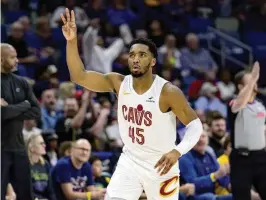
(129, 126), (145, 145)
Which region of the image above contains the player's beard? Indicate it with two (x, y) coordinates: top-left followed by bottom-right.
(130, 62), (151, 78)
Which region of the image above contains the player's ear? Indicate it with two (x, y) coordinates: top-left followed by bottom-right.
(151, 58), (156, 67)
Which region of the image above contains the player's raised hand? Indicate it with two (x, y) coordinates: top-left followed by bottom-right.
(60, 8), (77, 41)
(251, 61), (260, 82)
(154, 149), (181, 176)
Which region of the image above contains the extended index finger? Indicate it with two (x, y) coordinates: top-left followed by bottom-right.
(71, 10), (75, 23)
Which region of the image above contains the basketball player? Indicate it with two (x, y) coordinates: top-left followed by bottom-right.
(61, 8), (203, 200)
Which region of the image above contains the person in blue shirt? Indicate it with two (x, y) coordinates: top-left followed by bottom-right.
(179, 131), (232, 200)
(51, 139), (105, 200)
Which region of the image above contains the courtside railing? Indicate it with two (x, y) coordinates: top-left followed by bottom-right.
(207, 26), (253, 68)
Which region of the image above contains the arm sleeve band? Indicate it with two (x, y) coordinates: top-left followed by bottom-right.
(175, 118), (202, 156)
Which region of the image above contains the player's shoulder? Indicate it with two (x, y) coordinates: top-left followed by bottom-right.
(161, 81), (183, 97)
(105, 72), (125, 83)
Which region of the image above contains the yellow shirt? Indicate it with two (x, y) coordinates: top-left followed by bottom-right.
(216, 154), (230, 195)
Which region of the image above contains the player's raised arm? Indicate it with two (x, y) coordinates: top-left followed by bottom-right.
(60, 8), (123, 93)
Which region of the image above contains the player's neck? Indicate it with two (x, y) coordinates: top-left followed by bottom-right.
(132, 73), (154, 94)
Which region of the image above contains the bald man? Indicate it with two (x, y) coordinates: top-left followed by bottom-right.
(1, 43), (41, 200)
(51, 139), (106, 200)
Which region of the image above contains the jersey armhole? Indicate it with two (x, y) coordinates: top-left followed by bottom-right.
(117, 76), (128, 99)
(156, 81), (172, 114)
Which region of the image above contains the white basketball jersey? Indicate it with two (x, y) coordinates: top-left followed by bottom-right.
(117, 75), (177, 166)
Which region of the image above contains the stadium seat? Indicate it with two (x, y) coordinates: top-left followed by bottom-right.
(244, 32), (266, 46)
(3, 10), (28, 24)
(92, 152), (114, 160)
(188, 17), (213, 33)
(1, 24), (8, 42)
(51, 28), (66, 47)
(244, 32), (266, 60)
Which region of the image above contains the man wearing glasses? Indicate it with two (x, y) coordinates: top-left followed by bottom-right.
(51, 139), (105, 200)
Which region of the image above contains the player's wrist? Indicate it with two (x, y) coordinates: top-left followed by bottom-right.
(172, 148), (182, 157)
(174, 146), (183, 157)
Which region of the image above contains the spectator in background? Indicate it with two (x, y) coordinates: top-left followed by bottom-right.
(18, 16), (35, 42)
(51, 0), (89, 30)
(23, 119), (42, 141)
(188, 69), (219, 101)
(208, 112), (228, 157)
(105, 104), (123, 150)
(45, 133), (59, 166)
(147, 19), (165, 47)
(83, 0), (107, 22)
(26, 133), (54, 200)
(33, 65), (59, 98)
(107, 0), (138, 27)
(35, 17), (57, 64)
(89, 155), (110, 189)
(51, 139), (105, 200)
(55, 91), (93, 144)
(58, 141), (72, 158)
(18, 16), (31, 33)
(41, 89), (60, 130)
(181, 33), (217, 74)
(217, 69), (236, 102)
(195, 82), (227, 117)
(135, 29), (148, 39)
(6, 22), (39, 74)
(82, 20), (129, 73)
(158, 34), (181, 69)
(179, 131), (232, 200)
(56, 81), (77, 112)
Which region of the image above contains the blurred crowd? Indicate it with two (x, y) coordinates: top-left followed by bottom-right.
(1, 0), (266, 200)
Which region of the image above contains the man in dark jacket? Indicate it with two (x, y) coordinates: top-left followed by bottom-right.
(1, 43), (41, 200)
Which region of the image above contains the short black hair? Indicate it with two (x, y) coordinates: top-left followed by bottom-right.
(234, 68), (251, 85)
(89, 155), (101, 164)
(129, 38), (158, 58)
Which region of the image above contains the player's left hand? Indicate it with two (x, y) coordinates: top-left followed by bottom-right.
(154, 149), (181, 176)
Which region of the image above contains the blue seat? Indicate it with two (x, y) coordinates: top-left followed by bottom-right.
(4, 10), (28, 24)
(244, 32), (266, 46)
(188, 17), (213, 33)
(92, 152), (114, 161)
(51, 28), (66, 47)
(1, 24), (7, 42)
(244, 32), (266, 60)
